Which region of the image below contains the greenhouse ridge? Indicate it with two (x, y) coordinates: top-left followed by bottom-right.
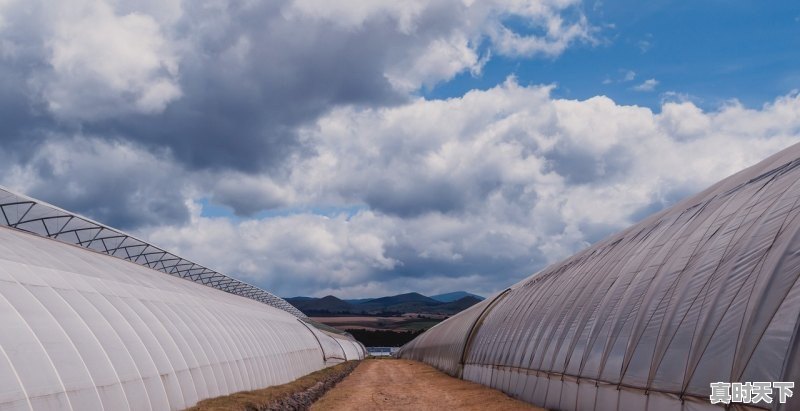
(0, 186), (304, 318)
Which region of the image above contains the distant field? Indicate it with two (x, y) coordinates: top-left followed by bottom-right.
(312, 314), (444, 331)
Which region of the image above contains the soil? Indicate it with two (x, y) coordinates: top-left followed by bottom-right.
(311, 359), (543, 411)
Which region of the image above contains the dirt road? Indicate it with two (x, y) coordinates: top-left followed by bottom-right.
(311, 359), (543, 411)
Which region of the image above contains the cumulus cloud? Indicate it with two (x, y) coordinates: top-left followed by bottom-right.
(1, 0), (798, 298)
(210, 172), (297, 216)
(1, 136), (189, 229)
(0, 0), (594, 172)
(0, 0), (181, 121)
(141, 82), (799, 297)
(42, 0), (181, 120)
(142, 207), (402, 297)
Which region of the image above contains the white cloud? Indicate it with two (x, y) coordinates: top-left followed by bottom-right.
(386, 33), (482, 92)
(283, 0), (595, 89)
(487, 12), (593, 58)
(2, 136), (189, 228)
(622, 70), (636, 82)
(141, 82), (799, 297)
(658, 101), (712, 140)
(1, 0), (798, 299)
(210, 172), (297, 216)
(0, 0), (596, 173)
(634, 78), (658, 92)
(143, 208), (401, 296)
(37, 0), (181, 120)
(660, 91), (696, 104)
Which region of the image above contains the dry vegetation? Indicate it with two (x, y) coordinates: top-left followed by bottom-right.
(185, 361), (359, 411)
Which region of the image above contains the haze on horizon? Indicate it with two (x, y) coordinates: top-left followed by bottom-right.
(0, 0), (798, 298)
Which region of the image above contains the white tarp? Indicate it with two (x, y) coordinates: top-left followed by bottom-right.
(0, 224), (358, 410)
(400, 143), (800, 411)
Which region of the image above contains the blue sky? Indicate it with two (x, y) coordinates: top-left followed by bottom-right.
(428, 1), (800, 110)
(1, 0), (799, 298)
(199, 0), (800, 224)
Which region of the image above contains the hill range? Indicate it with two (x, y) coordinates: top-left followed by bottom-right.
(286, 291), (484, 316)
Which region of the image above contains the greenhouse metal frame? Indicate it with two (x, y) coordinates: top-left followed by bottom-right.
(0, 187), (303, 318)
(0, 188), (365, 410)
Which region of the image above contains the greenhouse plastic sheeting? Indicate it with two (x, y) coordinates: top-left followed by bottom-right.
(399, 290), (509, 377)
(300, 322), (348, 365)
(0, 224), (359, 410)
(0, 186), (305, 318)
(400, 143), (800, 411)
(330, 334), (366, 361)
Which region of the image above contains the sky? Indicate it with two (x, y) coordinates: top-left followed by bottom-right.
(0, 0), (798, 298)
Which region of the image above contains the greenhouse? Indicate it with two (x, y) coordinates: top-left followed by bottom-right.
(400, 143), (800, 411)
(0, 188), (364, 411)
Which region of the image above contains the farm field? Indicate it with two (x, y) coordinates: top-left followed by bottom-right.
(311, 314), (444, 331)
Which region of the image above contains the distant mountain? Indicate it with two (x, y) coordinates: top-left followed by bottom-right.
(436, 296), (482, 311)
(343, 298), (374, 304)
(354, 292), (441, 314)
(286, 291), (480, 316)
(287, 296), (315, 301)
(358, 292), (439, 306)
(285, 295), (352, 314)
(430, 291), (485, 303)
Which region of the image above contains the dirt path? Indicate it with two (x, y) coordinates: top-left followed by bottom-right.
(311, 359), (543, 411)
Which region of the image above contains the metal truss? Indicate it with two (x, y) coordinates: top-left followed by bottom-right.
(0, 186), (306, 319)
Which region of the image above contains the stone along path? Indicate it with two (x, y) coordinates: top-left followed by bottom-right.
(311, 359), (544, 411)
